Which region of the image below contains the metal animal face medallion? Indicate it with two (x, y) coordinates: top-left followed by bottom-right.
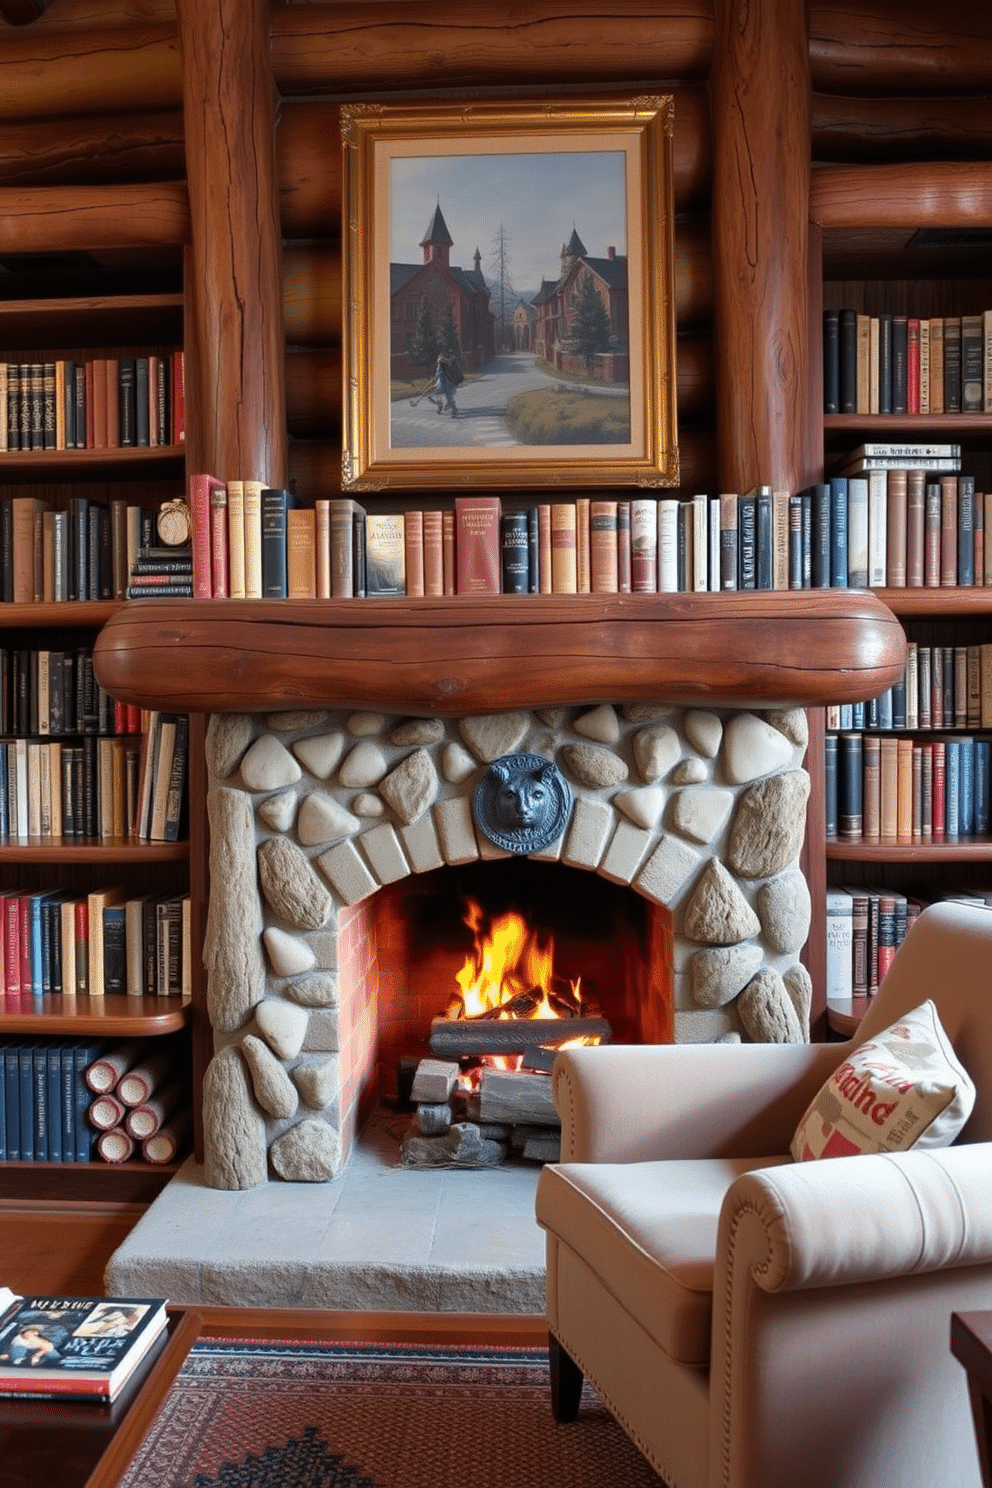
(473, 753), (572, 854)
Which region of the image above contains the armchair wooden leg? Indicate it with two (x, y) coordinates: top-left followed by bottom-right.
(549, 1333), (584, 1422)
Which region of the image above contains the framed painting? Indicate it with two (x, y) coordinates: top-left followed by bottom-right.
(341, 97), (679, 491)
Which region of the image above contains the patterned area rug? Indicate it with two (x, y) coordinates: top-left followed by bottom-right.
(119, 1338), (662, 1488)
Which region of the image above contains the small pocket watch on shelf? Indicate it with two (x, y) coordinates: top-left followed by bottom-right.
(157, 497), (192, 547)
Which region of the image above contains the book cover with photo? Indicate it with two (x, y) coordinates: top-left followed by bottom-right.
(0, 1288), (167, 1399)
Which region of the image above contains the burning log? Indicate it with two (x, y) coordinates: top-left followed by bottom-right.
(429, 1016), (610, 1060)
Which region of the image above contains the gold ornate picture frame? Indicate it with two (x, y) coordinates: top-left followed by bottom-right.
(341, 97), (679, 491)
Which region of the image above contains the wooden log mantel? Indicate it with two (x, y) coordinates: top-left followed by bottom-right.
(93, 592), (905, 717)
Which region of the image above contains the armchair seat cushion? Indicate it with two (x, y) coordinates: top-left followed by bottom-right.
(537, 1154), (790, 1367)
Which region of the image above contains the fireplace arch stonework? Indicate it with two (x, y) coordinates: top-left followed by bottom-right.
(201, 700), (813, 1189)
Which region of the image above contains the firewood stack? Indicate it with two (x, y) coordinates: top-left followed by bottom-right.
(399, 1005), (611, 1169)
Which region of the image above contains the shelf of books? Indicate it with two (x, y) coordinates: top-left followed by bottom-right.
(819, 275), (992, 1038)
(0, 274), (192, 1194)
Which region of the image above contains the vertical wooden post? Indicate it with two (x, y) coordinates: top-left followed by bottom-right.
(710, 0), (810, 495)
(176, 0), (287, 486)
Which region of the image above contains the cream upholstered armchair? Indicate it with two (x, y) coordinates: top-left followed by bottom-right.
(535, 898), (992, 1488)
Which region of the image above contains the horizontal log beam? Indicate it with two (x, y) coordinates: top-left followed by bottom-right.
(0, 110), (184, 186)
(275, 87), (712, 239)
(0, 25), (181, 120)
(92, 592), (906, 716)
(270, 0), (713, 94)
(0, 182), (189, 252)
(810, 161), (992, 227)
(809, 0), (992, 94)
(812, 93), (992, 162)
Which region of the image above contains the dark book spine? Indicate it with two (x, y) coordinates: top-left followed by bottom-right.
(527, 506), (541, 593)
(891, 315), (908, 414)
(823, 308), (840, 414)
(500, 511), (529, 595)
(944, 316), (962, 413)
(261, 487), (291, 599)
(352, 510), (366, 598)
(811, 484), (831, 588)
(118, 357), (137, 446)
(824, 731), (838, 839)
(135, 357), (150, 446)
(801, 489), (813, 588)
(838, 730), (863, 841)
(877, 312), (893, 414)
(737, 493), (756, 590)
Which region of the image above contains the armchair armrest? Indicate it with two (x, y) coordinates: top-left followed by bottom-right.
(552, 1041), (841, 1163)
(721, 1144), (992, 1293)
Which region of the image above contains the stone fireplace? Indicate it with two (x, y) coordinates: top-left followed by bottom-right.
(93, 591), (906, 1194)
(201, 698), (814, 1188)
(95, 593), (904, 1309)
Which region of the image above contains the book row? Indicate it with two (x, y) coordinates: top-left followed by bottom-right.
(813, 469), (989, 591)
(826, 639), (992, 735)
(0, 494), (164, 604)
(0, 719), (184, 844)
(0, 645), (140, 740)
(0, 884), (190, 1000)
(0, 352), (185, 453)
(0, 1035), (189, 1165)
(825, 731), (992, 844)
(824, 307), (992, 415)
(180, 473), (992, 602)
(824, 886), (925, 1002)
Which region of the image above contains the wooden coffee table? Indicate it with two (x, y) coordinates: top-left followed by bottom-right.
(951, 1311), (992, 1488)
(0, 1306), (201, 1488)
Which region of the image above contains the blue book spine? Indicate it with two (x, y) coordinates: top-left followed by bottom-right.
(945, 739), (961, 839)
(975, 740), (991, 837)
(60, 1042), (77, 1163)
(46, 1043), (62, 1163)
(959, 736), (975, 835)
(74, 1039), (105, 1161)
(890, 671), (906, 731)
(829, 477), (848, 588)
(527, 506), (540, 594)
(0, 1043), (5, 1159)
(851, 700), (866, 730)
(33, 1045), (49, 1162)
(811, 484), (832, 588)
(877, 687), (893, 732)
(4, 1043), (20, 1161)
(261, 486), (292, 599)
(19, 1044), (34, 1161)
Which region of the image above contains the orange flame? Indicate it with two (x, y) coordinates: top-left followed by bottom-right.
(447, 899), (581, 1022)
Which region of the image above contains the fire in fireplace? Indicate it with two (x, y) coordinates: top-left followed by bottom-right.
(396, 871), (645, 1168)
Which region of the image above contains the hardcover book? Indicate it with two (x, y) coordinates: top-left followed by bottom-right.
(455, 496), (502, 596)
(0, 1287), (167, 1400)
(364, 513), (406, 597)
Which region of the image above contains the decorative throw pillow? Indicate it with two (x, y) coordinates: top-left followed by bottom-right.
(791, 999), (975, 1161)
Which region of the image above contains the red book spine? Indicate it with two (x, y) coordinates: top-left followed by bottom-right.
(906, 319), (920, 414)
(189, 472), (221, 599)
(171, 350), (185, 444)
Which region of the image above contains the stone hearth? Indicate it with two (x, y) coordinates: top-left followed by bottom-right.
(200, 699), (813, 1190)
